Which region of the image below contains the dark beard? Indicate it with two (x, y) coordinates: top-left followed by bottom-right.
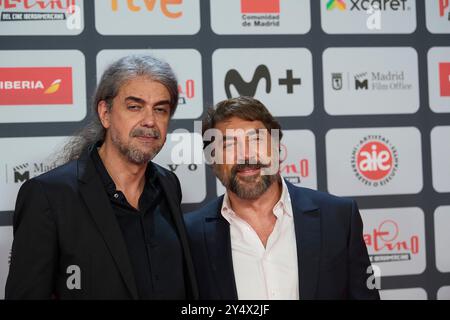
(228, 162), (278, 200)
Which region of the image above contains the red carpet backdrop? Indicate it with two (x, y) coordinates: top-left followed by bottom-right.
(0, 0), (449, 300)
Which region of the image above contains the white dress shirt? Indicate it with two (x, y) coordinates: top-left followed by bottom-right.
(221, 178), (299, 300)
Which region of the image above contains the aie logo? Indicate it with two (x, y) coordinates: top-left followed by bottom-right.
(351, 135), (398, 187)
(364, 219), (420, 263)
(224, 64), (301, 98)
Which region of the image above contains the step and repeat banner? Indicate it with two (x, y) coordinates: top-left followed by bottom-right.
(0, 0), (449, 300)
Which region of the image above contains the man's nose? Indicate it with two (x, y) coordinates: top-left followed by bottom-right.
(141, 107), (156, 127)
(236, 138), (257, 163)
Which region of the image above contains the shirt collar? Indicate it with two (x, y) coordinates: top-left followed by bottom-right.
(90, 141), (158, 197)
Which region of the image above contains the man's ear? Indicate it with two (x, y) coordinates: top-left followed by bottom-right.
(97, 100), (111, 129)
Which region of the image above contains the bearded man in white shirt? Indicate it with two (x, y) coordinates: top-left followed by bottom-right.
(184, 96), (380, 300)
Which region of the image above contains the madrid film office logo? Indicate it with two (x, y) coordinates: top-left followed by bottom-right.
(241, 0), (280, 28)
(5, 162), (57, 184)
(351, 135), (398, 187)
(0, 0), (82, 30)
(225, 64), (301, 98)
(331, 72), (368, 90)
(331, 71), (412, 92)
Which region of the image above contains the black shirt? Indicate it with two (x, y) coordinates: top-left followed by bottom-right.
(91, 144), (186, 299)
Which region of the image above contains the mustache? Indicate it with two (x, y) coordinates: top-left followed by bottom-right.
(232, 161), (270, 174)
(130, 128), (161, 139)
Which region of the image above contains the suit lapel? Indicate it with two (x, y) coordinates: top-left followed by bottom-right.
(203, 197), (238, 299)
(77, 150), (139, 300)
(287, 181), (321, 300)
(155, 167), (199, 299)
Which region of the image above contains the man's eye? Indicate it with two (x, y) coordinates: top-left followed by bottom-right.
(127, 105), (141, 110)
(155, 107), (169, 114)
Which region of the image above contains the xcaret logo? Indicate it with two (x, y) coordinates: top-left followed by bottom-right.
(110, 0), (183, 19)
(439, 62), (450, 97)
(0, 0), (77, 21)
(364, 219), (420, 263)
(0, 67), (73, 105)
(351, 135), (398, 187)
(327, 0), (346, 11)
(279, 143), (310, 185)
(328, 0), (411, 11)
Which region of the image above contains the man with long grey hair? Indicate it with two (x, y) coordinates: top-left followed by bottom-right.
(6, 55), (198, 300)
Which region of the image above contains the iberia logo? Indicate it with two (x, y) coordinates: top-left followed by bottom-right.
(364, 219), (420, 263)
(326, 0), (346, 11)
(351, 135), (398, 187)
(0, 67), (73, 105)
(241, 0), (280, 13)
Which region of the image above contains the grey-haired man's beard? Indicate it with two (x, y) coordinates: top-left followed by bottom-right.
(220, 162), (278, 200)
(111, 127), (163, 165)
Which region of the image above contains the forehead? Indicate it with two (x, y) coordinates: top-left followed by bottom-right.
(215, 116), (266, 134)
(117, 76), (170, 100)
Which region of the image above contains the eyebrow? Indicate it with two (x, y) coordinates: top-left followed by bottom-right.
(124, 96), (171, 107)
(223, 129), (262, 141)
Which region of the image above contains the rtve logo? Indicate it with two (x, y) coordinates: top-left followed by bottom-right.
(110, 0), (183, 18)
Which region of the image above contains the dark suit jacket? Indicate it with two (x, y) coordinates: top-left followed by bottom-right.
(5, 148), (198, 300)
(184, 180), (379, 300)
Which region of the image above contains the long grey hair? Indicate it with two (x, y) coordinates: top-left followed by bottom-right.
(57, 55), (179, 165)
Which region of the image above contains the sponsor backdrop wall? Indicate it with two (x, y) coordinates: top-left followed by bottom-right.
(0, 0), (449, 300)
